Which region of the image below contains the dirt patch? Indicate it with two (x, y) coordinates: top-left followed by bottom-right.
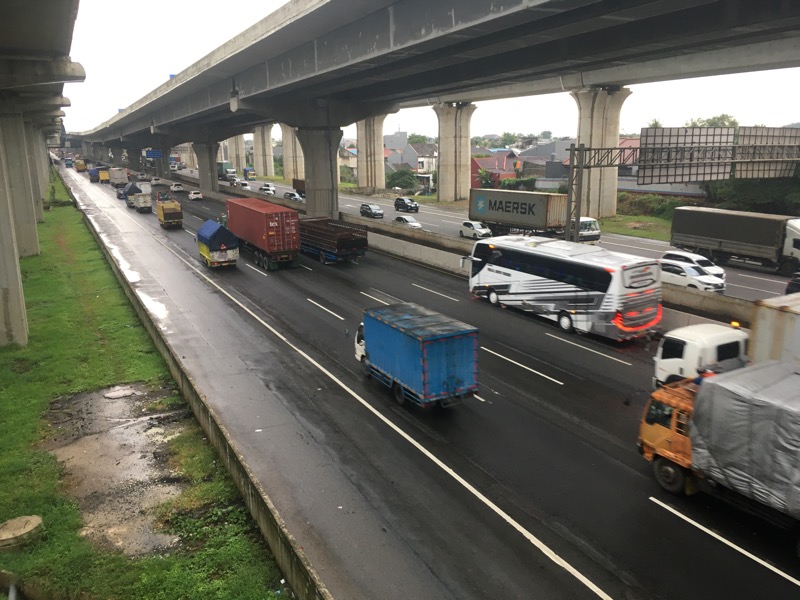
(39, 384), (189, 556)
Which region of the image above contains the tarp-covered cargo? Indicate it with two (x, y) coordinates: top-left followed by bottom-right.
(197, 220), (239, 268)
(690, 361), (800, 518)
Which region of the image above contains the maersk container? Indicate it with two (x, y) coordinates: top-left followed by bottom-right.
(359, 303), (479, 408)
(226, 197), (299, 270)
(468, 188), (568, 232)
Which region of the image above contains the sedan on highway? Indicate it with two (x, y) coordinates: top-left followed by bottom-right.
(660, 259), (725, 293)
(459, 220), (492, 239)
(239, 181), (251, 191)
(170, 183), (184, 193)
(662, 250), (725, 280)
(393, 215), (422, 229)
(360, 203), (384, 218)
(187, 191), (203, 201)
(284, 192), (304, 201)
(151, 177), (162, 186)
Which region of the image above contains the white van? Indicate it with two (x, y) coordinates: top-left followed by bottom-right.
(169, 163), (178, 172)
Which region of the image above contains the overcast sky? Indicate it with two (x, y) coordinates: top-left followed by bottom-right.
(63, 0), (800, 142)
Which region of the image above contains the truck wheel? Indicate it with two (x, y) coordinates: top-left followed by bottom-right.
(558, 311), (574, 333)
(653, 458), (686, 494)
(488, 289), (499, 306)
(459, 230), (464, 237)
(393, 382), (406, 405)
(361, 356), (370, 379)
(473, 233), (478, 239)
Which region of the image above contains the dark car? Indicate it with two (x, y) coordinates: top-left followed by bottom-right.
(394, 197), (419, 212)
(360, 203), (384, 218)
(787, 272), (800, 295)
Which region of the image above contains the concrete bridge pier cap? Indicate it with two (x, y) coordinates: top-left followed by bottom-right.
(434, 102), (476, 203)
(571, 86), (632, 218)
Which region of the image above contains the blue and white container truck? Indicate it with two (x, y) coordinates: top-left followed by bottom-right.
(355, 303), (479, 408)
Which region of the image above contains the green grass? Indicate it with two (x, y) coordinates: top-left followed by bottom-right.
(0, 171), (285, 599)
(599, 214), (671, 241)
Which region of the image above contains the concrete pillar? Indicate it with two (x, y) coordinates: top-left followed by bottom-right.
(228, 135), (247, 174)
(0, 114), (39, 257)
(24, 122), (45, 223)
(356, 115), (386, 192)
(0, 118), (30, 346)
(280, 124), (305, 181)
(571, 86), (632, 218)
(434, 102), (476, 202)
(128, 149), (142, 172)
(193, 141), (220, 193)
(253, 124), (275, 177)
(295, 127), (342, 218)
(109, 146), (123, 165)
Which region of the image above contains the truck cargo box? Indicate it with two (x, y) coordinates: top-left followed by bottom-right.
(156, 200), (183, 229)
(197, 220), (239, 268)
(226, 197), (299, 269)
(362, 303), (479, 407)
(750, 294), (800, 365)
(469, 188), (567, 231)
(690, 361), (800, 519)
(298, 217), (367, 264)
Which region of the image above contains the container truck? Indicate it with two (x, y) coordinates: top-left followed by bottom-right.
(293, 178), (306, 198)
(75, 159), (86, 172)
(652, 293), (800, 387)
(468, 188), (600, 242)
(88, 168), (100, 183)
(64, 157), (73, 168)
(298, 218), (368, 264)
(243, 167), (257, 181)
(354, 303), (479, 408)
(156, 199), (183, 229)
(671, 206), (800, 275)
(109, 167), (128, 188)
(98, 169), (110, 184)
(196, 220), (240, 268)
(216, 161), (236, 181)
(639, 361), (800, 534)
(226, 197), (299, 270)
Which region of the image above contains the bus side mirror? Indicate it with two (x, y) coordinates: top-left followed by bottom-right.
(460, 256), (472, 268)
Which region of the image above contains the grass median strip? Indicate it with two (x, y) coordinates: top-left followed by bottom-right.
(0, 170), (287, 599)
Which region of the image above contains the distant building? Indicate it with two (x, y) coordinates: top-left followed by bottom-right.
(384, 131), (408, 151)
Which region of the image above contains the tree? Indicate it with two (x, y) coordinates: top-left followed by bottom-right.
(477, 167), (494, 188)
(500, 132), (518, 147)
(539, 130), (552, 140)
(471, 136), (484, 146)
(647, 118), (663, 128)
(685, 114), (739, 128)
(408, 133), (429, 144)
(387, 169), (417, 189)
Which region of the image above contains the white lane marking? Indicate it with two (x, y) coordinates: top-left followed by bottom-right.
(739, 273), (784, 283)
(726, 283), (777, 294)
(307, 298), (345, 320)
(481, 347), (564, 385)
(246, 264), (268, 277)
(475, 394), (486, 402)
(153, 241), (609, 599)
(601, 241), (664, 253)
(545, 333), (633, 366)
(422, 222), (440, 228)
(360, 291), (389, 305)
(442, 219), (463, 225)
(412, 283), (460, 302)
(301, 264), (313, 271)
(650, 497), (800, 587)
(184, 228), (196, 236)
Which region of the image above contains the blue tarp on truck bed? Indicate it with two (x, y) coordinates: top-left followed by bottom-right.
(363, 303), (479, 405)
(197, 220), (239, 252)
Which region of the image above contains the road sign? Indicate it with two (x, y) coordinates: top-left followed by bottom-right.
(145, 150), (162, 159)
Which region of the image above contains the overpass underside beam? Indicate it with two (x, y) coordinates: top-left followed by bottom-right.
(296, 127), (342, 218)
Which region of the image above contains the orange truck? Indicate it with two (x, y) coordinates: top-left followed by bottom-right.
(639, 361), (800, 529)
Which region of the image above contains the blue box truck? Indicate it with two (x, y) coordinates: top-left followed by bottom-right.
(354, 303), (479, 408)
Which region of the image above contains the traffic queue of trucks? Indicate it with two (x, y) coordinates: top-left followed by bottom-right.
(468, 188), (601, 243)
(671, 206), (800, 275)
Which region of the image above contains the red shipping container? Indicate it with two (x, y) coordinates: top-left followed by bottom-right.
(227, 198), (300, 259)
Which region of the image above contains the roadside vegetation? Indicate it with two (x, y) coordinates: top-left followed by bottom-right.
(0, 169), (285, 599)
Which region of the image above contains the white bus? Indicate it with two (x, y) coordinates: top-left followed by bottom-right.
(466, 235), (662, 340)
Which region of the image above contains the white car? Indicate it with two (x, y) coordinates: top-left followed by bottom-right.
(239, 181), (251, 191)
(187, 190), (203, 201)
(150, 177), (162, 186)
(459, 220), (492, 239)
(662, 250), (725, 280)
(169, 183), (184, 193)
(394, 215), (422, 229)
(259, 183), (276, 195)
(660, 259), (726, 293)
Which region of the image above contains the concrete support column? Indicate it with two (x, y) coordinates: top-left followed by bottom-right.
(128, 149), (142, 172)
(253, 124), (275, 177)
(24, 122), (45, 223)
(356, 115), (386, 193)
(81, 141), (91, 159)
(571, 86), (632, 218)
(193, 141), (220, 193)
(0, 117), (30, 346)
(295, 127), (342, 218)
(109, 146), (123, 165)
(228, 135), (247, 174)
(280, 124), (305, 181)
(0, 114), (39, 257)
(434, 102), (476, 202)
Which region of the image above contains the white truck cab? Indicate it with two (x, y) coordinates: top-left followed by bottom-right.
(652, 323), (748, 388)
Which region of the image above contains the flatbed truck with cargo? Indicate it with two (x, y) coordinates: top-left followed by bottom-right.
(298, 218), (367, 264)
